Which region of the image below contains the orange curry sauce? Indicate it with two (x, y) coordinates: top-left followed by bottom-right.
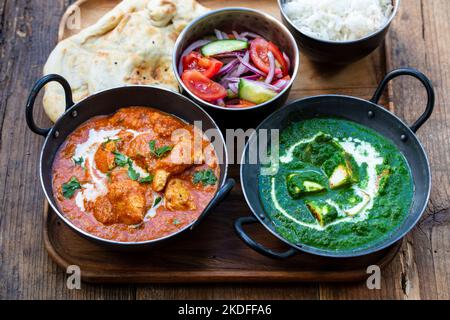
(52, 107), (219, 242)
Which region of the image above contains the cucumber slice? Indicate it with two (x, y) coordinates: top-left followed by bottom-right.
(201, 40), (248, 57)
(305, 201), (338, 227)
(238, 79), (277, 104)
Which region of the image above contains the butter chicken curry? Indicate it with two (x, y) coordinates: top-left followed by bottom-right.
(52, 107), (219, 242)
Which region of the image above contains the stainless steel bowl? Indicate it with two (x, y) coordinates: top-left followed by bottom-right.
(278, 0), (400, 65)
(173, 7), (300, 125)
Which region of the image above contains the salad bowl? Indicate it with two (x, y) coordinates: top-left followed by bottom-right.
(173, 7), (300, 126)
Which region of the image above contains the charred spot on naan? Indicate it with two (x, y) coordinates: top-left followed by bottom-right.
(125, 58), (173, 86)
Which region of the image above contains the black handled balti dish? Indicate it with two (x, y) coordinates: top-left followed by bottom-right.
(26, 74), (234, 248)
(235, 68), (434, 258)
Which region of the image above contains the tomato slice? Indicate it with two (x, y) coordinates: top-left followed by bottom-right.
(268, 42), (289, 76)
(250, 38), (289, 76)
(182, 52), (223, 78)
(182, 70), (227, 102)
(268, 43), (289, 76)
(250, 38), (271, 74)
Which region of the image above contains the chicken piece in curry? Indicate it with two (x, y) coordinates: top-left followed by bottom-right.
(52, 107), (219, 242)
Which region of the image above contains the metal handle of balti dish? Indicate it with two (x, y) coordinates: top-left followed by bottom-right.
(234, 216), (297, 259)
(26, 74), (74, 136)
(370, 68), (435, 133)
(190, 178), (235, 230)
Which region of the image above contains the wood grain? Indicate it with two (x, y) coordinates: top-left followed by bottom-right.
(0, 0), (448, 299)
(388, 0), (450, 300)
(44, 195), (402, 284)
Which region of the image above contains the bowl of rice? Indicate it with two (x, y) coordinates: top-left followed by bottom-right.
(278, 0), (400, 64)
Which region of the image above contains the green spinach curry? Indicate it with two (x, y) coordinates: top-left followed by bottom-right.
(259, 118), (414, 251)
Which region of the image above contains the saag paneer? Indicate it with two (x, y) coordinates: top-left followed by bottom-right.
(259, 118), (414, 251)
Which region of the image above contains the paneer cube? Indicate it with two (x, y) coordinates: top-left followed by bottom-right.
(305, 201), (338, 227)
(286, 172), (326, 199)
(329, 164), (352, 189)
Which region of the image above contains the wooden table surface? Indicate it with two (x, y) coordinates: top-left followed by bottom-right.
(1, 0), (449, 300)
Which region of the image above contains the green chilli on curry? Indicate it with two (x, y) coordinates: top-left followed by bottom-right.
(259, 118), (414, 251)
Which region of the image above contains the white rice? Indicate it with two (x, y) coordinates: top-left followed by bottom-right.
(283, 0), (394, 42)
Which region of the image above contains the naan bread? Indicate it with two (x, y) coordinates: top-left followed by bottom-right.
(43, 0), (208, 122)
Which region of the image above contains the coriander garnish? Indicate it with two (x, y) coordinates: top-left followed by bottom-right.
(112, 151), (154, 182)
(62, 177), (82, 199)
(153, 196), (162, 207)
(113, 151), (129, 167)
(127, 162), (140, 181)
(139, 174), (154, 184)
(149, 140), (173, 158)
(193, 169), (217, 186)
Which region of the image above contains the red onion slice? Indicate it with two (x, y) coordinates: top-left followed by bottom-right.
(265, 51), (275, 84)
(215, 29), (223, 40)
(242, 74), (262, 81)
(273, 79), (289, 91)
(216, 59), (240, 77)
(228, 82), (239, 94)
(241, 31), (261, 39)
(231, 51), (250, 77)
(219, 64), (240, 86)
(177, 40), (211, 75)
(237, 55), (267, 77)
(232, 30), (247, 41)
(226, 74), (261, 82)
(212, 51), (245, 59)
(283, 52), (291, 72)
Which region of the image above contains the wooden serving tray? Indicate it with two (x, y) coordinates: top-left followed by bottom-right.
(44, 0), (397, 283)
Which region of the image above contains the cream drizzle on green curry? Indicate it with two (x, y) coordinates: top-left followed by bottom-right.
(259, 118), (414, 251)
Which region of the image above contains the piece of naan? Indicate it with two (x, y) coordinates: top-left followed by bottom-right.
(43, 0), (209, 122)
